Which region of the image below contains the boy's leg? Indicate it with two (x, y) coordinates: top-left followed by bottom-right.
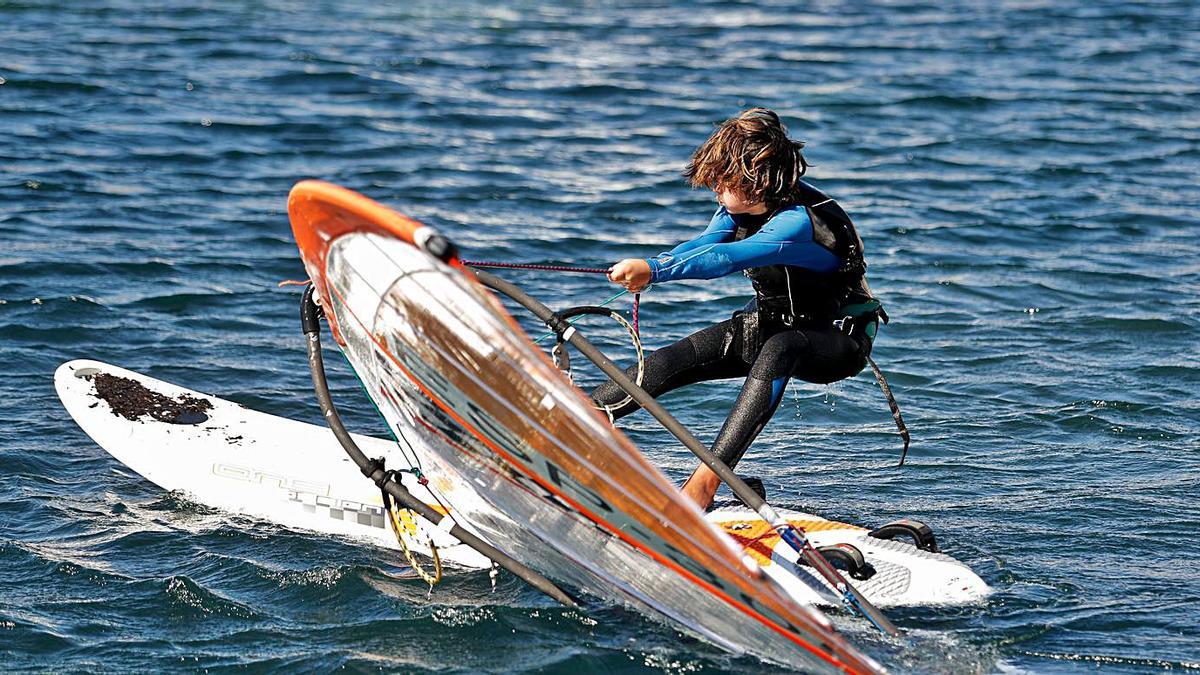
(682, 328), (865, 509)
(590, 319), (747, 419)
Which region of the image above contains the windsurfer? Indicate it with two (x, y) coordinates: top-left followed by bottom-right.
(595, 108), (886, 510)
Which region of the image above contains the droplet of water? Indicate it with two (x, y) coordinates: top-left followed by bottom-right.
(32, 298), (43, 305)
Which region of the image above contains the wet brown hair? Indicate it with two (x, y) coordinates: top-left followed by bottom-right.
(683, 108), (811, 208)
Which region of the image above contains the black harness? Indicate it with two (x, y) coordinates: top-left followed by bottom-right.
(731, 182), (886, 337)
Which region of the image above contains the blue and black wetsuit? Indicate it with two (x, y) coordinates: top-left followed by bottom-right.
(592, 181), (884, 470)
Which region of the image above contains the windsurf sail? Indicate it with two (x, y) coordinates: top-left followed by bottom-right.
(288, 180), (884, 673)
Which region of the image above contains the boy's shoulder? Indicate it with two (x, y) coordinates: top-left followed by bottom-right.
(766, 205), (813, 231)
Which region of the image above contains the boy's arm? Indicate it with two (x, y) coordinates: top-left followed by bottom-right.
(646, 208), (839, 283)
(646, 207), (736, 264)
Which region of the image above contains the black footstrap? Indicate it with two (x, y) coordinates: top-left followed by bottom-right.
(868, 357), (910, 466)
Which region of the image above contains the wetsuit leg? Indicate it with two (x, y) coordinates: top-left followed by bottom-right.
(709, 328), (866, 468)
(591, 319), (748, 419)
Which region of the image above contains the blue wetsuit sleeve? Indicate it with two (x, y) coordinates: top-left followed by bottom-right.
(644, 208), (735, 265)
(646, 208), (840, 283)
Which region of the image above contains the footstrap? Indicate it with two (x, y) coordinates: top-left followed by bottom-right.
(868, 357), (910, 466)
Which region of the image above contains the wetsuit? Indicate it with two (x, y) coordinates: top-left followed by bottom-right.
(592, 181), (884, 470)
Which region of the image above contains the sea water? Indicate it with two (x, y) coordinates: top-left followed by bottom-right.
(2, 1), (1197, 672)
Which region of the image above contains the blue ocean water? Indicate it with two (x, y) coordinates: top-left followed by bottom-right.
(2, 1), (1198, 671)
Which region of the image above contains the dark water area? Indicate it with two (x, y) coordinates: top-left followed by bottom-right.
(2, 1), (1198, 672)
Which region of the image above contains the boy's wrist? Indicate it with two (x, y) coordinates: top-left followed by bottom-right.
(644, 257), (660, 282)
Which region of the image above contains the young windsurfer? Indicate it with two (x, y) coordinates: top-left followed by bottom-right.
(596, 108), (886, 510)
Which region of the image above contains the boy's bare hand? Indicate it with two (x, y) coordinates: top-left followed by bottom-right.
(607, 259), (651, 292)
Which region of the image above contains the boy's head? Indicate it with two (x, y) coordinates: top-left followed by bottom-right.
(684, 108), (810, 213)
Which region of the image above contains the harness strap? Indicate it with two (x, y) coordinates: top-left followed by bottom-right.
(868, 357), (910, 466)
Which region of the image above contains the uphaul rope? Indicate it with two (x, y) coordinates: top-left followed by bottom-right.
(461, 259), (642, 337)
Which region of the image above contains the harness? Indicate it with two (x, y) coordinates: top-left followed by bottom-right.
(729, 185), (909, 463)
(732, 184), (886, 337)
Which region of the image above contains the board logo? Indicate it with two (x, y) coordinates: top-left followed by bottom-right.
(211, 462), (332, 496)
(287, 488), (388, 530)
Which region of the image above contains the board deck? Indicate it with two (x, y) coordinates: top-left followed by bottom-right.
(707, 508), (988, 608)
(56, 359), (987, 609)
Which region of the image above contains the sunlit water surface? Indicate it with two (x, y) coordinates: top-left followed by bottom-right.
(2, 1), (1198, 672)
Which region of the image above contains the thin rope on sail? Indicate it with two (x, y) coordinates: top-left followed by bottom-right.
(532, 288), (629, 344)
(382, 476), (443, 587)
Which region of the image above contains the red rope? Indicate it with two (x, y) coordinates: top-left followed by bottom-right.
(463, 260), (641, 337)
(461, 260), (610, 275)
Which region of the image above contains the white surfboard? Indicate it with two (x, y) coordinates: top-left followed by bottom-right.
(55, 359), (988, 608)
(54, 359), (491, 569)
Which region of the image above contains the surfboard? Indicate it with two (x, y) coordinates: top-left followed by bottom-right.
(56, 358), (987, 610)
(58, 357), (984, 610)
(54, 359), (490, 569)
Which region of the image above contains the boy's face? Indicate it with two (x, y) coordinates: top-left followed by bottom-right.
(716, 188), (767, 215)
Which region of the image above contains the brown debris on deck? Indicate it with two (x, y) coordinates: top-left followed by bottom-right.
(91, 373), (213, 424)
